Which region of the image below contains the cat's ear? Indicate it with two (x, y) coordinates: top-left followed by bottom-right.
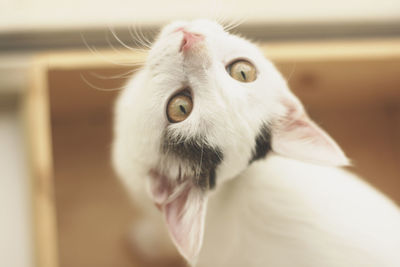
(149, 172), (207, 264)
(271, 98), (349, 166)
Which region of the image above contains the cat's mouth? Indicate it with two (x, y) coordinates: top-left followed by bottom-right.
(147, 136), (222, 262)
(147, 164), (207, 263)
(148, 168), (187, 210)
(147, 130), (224, 210)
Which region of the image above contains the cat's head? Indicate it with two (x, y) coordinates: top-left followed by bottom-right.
(112, 19), (348, 263)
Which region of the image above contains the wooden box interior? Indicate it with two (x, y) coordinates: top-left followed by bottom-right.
(28, 39), (400, 267)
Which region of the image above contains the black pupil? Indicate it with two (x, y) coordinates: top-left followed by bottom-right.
(179, 105), (186, 114)
(240, 70), (246, 80)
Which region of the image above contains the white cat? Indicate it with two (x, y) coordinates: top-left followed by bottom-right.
(112, 19), (400, 267)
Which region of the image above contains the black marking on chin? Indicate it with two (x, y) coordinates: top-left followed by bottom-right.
(249, 124), (272, 164)
(208, 168), (217, 189)
(162, 131), (223, 190)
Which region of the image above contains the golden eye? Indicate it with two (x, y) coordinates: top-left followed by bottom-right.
(227, 60), (257, 82)
(167, 91), (193, 123)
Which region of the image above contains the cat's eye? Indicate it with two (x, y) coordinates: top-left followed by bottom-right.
(227, 60), (257, 83)
(167, 91), (193, 123)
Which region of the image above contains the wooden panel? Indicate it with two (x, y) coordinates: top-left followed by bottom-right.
(308, 106), (400, 204)
(47, 68), (127, 121)
(51, 118), (138, 267)
(28, 39), (400, 267)
(279, 59), (400, 109)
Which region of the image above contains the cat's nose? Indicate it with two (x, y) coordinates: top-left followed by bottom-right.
(179, 30), (204, 52)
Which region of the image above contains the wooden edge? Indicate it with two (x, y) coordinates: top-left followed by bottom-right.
(34, 38), (400, 70)
(20, 38), (400, 267)
(37, 49), (148, 70)
(22, 57), (59, 267)
(259, 38), (400, 61)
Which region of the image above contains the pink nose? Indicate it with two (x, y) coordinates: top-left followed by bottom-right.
(179, 30), (204, 52)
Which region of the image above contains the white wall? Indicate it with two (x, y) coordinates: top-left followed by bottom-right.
(1, 0), (400, 31)
(0, 104), (33, 267)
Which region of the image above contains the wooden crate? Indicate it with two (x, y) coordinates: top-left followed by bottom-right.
(24, 39), (400, 267)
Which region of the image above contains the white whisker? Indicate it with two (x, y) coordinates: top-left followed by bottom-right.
(105, 31), (128, 55)
(109, 26), (137, 51)
(80, 73), (127, 92)
(286, 62), (297, 82)
(80, 32), (146, 67)
(88, 69), (139, 80)
(127, 26), (150, 51)
(137, 24), (153, 46)
(132, 24), (152, 49)
(224, 17), (247, 32)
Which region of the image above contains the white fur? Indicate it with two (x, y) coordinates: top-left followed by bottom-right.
(200, 155), (400, 267)
(112, 19), (400, 266)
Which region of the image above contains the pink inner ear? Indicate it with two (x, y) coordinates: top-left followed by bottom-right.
(149, 171), (207, 264)
(272, 99), (349, 166)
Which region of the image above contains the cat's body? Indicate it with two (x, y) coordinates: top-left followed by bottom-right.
(199, 155), (400, 267)
(112, 19), (400, 266)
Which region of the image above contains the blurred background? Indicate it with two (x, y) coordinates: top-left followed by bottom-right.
(1, 1), (400, 267)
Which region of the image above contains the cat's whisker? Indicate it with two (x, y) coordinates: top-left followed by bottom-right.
(222, 18), (237, 32)
(222, 4), (246, 31)
(209, 0), (222, 24)
(131, 24), (152, 49)
(105, 31), (130, 55)
(81, 32), (144, 67)
(286, 62), (297, 82)
(128, 24), (146, 49)
(127, 26), (150, 51)
(80, 73), (127, 92)
(216, 13), (229, 30)
(211, 0), (226, 28)
(80, 32), (104, 56)
(108, 26), (138, 52)
(224, 17), (247, 32)
(88, 69), (140, 80)
(137, 24), (153, 47)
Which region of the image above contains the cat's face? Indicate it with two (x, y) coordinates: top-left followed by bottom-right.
(112, 19), (347, 263)
(116, 19), (287, 186)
